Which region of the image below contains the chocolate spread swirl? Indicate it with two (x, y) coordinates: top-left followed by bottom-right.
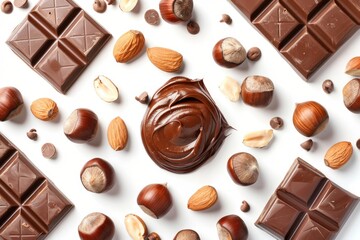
(141, 76), (229, 173)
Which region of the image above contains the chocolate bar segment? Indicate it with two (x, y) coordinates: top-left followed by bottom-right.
(7, 0), (111, 94)
(0, 133), (73, 239)
(230, 0), (359, 79)
(256, 158), (358, 240)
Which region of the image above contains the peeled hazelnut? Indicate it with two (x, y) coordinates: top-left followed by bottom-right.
(227, 152), (259, 186)
(213, 37), (246, 68)
(241, 75), (274, 107)
(80, 158), (115, 193)
(159, 0), (193, 23)
(64, 109), (98, 143)
(107, 116), (128, 151)
(124, 214), (148, 240)
(343, 78), (360, 113)
(219, 76), (241, 102)
(119, 0), (138, 12)
(243, 129), (273, 148)
(0, 87), (23, 121)
(78, 212), (115, 240)
(137, 183), (172, 219)
(30, 98), (58, 121)
(217, 215), (248, 240)
(293, 101), (329, 137)
(94, 75), (119, 103)
(147, 232), (161, 240)
(174, 229), (200, 240)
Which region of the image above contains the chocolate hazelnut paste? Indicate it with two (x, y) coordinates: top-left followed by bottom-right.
(141, 76), (229, 173)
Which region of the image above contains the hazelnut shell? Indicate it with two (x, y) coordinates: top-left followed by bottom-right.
(80, 158), (115, 193)
(241, 75), (274, 107)
(217, 214), (248, 240)
(159, 0), (193, 23)
(212, 38), (246, 68)
(0, 87), (23, 121)
(343, 78), (360, 113)
(137, 183), (172, 219)
(63, 108), (98, 143)
(227, 152), (259, 186)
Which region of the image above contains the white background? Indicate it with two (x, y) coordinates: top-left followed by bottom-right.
(1, 0), (360, 239)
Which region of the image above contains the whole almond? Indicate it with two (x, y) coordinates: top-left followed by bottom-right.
(30, 98), (58, 121)
(147, 47), (183, 72)
(187, 185), (217, 211)
(113, 30), (145, 63)
(324, 141), (353, 169)
(345, 57), (360, 77)
(107, 116), (128, 151)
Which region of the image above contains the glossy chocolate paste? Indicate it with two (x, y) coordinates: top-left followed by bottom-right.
(141, 76), (229, 173)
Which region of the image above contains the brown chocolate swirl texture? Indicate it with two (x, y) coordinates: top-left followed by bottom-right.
(141, 76), (229, 173)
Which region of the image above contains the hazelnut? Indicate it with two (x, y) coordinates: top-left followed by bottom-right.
(159, 0), (193, 23)
(0, 87), (23, 121)
(119, 0), (138, 12)
(147, 232), (161, 240)
(174, 229), (200, 240)
(137, 183), (172, 219)
(107, 116), (128, 151)
(124, 214), (148, 240)
(80, 158), (115, 193)
(93, 75), (119, 103)
(213, 37), (246, 68)
(219, 76), (241, 102)
(241, 75), (274, 107)
(343, 78), (360, 113)
(227, 152), (259, 186)
(293, 101), (329, 137)
(78, 212), (115, 240)
(63, 109), (98, 143)
(216, 215), (248, 240)
(30, 98), (58, 121)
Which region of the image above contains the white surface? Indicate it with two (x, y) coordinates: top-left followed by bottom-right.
(1, 0), (360, 239)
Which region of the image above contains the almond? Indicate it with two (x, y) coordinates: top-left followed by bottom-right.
(243, 129), (273, 148)
(345, 57), (360, 77)
(107, 116), (128, 151)
(113, 30), (145, 63)
(324, 141), (353, 169)
(187, 185), (217, 211)
(30, 98), (58, 121)
(147, 47), (183, 72)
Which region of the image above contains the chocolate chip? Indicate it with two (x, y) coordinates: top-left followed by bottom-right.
(300, 139), (313, 151)
(26, 129), (37, 140)
(144, 9), (160, 26)
(135, 91), (149, 104)
(41, 143), (56, 159)
(220, 14), (232, 25)
(322, 79), (334, 94)
(14, 0), (27, 8)
(93, 0), (106, 13)
(1, 0), (13, 14)
(187, 20), (200, 35)
(240, 200), (250, 212)
(247, 47), (262, 61)
(270, 117), (283, 130)
(356, 139), (360, 150)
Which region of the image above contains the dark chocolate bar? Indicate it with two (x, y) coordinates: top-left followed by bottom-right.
(256, 158), (358, 240)
(7, 0), (111, 94)
(230, 0), (360, 79)
(0, 133), (73, 239)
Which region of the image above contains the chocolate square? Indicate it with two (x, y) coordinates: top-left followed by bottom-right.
(229, 0), (360, 79)
(7, 0), (111, 94)
(256, 158), (358, 240)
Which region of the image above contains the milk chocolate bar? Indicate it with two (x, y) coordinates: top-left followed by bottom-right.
(7, 0), (111, 94)
(256, 158), (358, 239)
(0, 133), (73, 239)
(230, 0), (360, 79)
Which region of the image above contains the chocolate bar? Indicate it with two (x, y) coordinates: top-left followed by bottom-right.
(230, 0), (360, 79)
(7, 0), (111, 94)
(256, 158), (358, 239)
(0, 133), (73, 239)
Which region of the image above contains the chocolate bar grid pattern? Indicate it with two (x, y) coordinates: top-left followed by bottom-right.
(7, 0), (111, 94)
(230, 0), (360, 79)
(0, 133), (73, 239)
(256, 158), (358, 240)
